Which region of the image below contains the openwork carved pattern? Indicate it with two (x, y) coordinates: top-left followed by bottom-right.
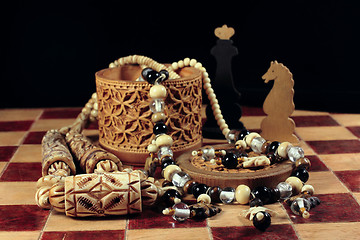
(64, 172), (141, 217)
(96, 69), (202, 158)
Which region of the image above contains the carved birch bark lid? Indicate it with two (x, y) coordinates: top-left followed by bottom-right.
(95, 65), (203, 166)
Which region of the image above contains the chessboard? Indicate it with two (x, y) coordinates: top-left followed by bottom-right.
(1, 106), (360, 240)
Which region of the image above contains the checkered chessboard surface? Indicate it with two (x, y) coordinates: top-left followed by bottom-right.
(1, 106), (360, 240)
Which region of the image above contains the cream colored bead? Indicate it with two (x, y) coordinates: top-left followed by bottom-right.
(178, 60), (184, 68)
(109, 63), (116, 68)
(163, 165), (181, 181)
(147, 144), (158, 153)
(215, 113), (223, 121)
(93, 102), (98, 110)
(197, 193), (211, 204)
(235, 184), (251, 204)
(189, 59), (197, 66)
(301, 184), (314, 195)
(285, 176), (303, 195)
(245, 132), (261, 146)
(194, 62), (202, 69)
(150, 85), (167, 99)
(184, 58), (190, 66)
(203, 77), (211, 84)
(211, 103), (220, 111)
(155, 134), (173, 147)
(152, 112), (167, 123)
(203, 71), (209, 78)
(171, 62), (178, 70)
(203, 82), (211, 89)
(277, 142), (292, 158)
(235, 140), (247, 150)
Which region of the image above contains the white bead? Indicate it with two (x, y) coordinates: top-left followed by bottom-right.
(206, 87), (214, 95)
(235, 184), (251, 204)
(171, 62), (178, 70)
(197, 193), (211, 204)
(147, 144), (158, 153)
(203, 82), (211, 89)
(178, 60), (184, 68)
(203, 72), (209, 78)
(235, 140), (247, 150)
(277, 142), (292, 158)
(189, 59), (197, 66)
(163, 165), (181, 181)
(150, 85), (167, 99)
(155, 134), (173, 147)
(301, 184), (315, 195)
(285, 176), (303, 195)
(184, 58), (190, 66)
(194, 62), (202, 69)
(203, 77), (211, 84)
(109, 63), (116, 68)
(245, 132), (261, 146)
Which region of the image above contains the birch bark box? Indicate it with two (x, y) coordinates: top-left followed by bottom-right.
(95, 65), (203, 166)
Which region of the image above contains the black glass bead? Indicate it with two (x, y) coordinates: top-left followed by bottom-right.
(192, 183), (208, 198)
(161, 189), (182, 207)
(249, 198), (264, 207)
(141, 68), (160, 84)
(191, 206), (207, 219)
(292, 168), (309, 183)
(206, 186), (222, 203)
(160, 156), (175, 169)
(253, 211), (271, 232)
(221, 152), (238, 169)
(266, 141), (281, 154)
(238, 129), (250, 140)
(251, 186), (272, 204)
(308, 196), (321, 208)
(268, 188), (280, 204)
(153, 122), (168, 135)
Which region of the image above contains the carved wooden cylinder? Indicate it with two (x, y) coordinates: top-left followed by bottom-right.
(95, 65), (203, 166)
(64, 172), (141, 217)
(41, 130), (76, 176)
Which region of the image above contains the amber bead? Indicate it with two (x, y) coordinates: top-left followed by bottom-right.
(162, 189), (182, 207)
(260, 141), (272, 154)
(206, 186), (222, 203)
(183, 180), (198, 194)
(295, 157), (311, 170)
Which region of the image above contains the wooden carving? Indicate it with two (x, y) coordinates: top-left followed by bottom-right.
(214, 24), (235, 40)
(41, 129), (76, 176)
(64, 172), (142, 217)
(260, 61), (299, 143)
(96, 66), (203, 165)
(65, 130), (123, 173)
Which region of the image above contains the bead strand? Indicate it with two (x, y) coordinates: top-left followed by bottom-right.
(169, 57), (230, 137)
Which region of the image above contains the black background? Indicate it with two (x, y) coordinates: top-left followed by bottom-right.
(1, 1), (359, 112)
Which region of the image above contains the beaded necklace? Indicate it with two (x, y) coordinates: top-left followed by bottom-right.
(35, 55), (320, 232)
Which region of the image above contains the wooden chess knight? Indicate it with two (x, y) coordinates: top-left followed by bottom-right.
(260, 61), (299, 143)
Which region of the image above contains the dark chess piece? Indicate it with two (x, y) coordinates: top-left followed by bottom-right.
(203, 25), (244, 139)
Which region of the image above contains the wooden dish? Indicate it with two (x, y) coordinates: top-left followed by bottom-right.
(177, 144), (294, 189)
